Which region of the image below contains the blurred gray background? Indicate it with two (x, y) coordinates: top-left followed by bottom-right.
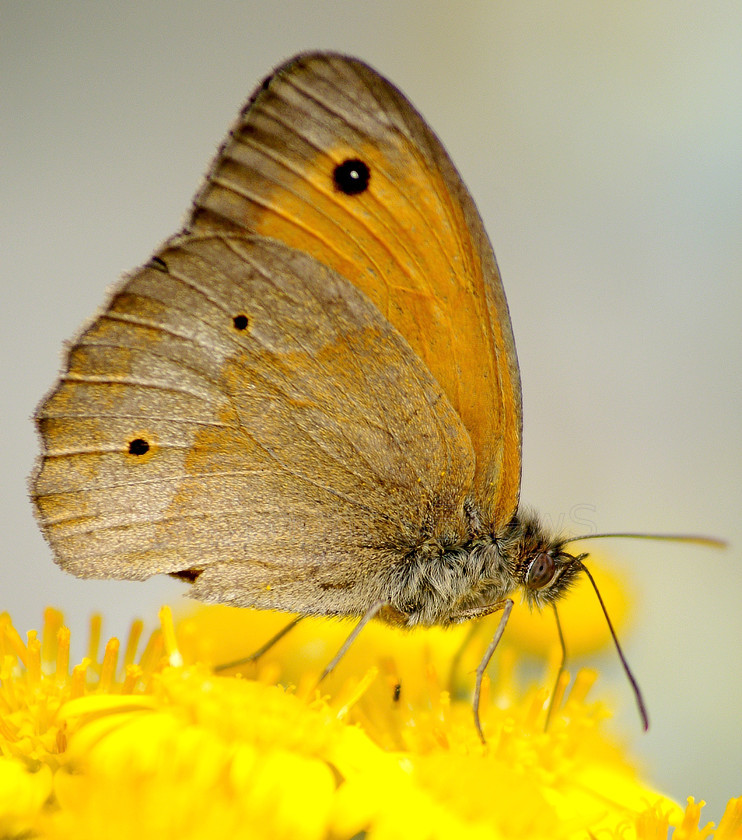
(2, 1), (740, 817)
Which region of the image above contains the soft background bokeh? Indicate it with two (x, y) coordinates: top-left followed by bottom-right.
(2, 0), (740, 818)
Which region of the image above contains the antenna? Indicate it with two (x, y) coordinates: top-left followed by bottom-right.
(578, 558), (649, 731)
(563, 533), (726, 548)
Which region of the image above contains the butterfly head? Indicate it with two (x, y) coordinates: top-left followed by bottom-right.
(518, 547), (586, 610)
(503, 516), (586, 610)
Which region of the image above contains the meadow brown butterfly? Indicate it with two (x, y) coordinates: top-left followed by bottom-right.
(33, 52), (659, 738)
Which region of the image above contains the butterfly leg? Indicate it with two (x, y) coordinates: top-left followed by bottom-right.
(472, 598), (514, 744)
(214, 615), (304, 672)
(446, 599), (511, 692)
(544, 603), (568, 731)
(318, 601), (386, 683)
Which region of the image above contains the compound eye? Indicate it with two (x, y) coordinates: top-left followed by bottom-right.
(526, 552), (556, 589)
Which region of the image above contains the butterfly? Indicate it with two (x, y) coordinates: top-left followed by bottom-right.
(32, 52), (651, 740)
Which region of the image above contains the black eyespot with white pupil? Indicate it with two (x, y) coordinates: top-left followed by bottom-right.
(128, 438), (150, 456)
(526, 552), (556, 589)
(333, 159), (370, 195)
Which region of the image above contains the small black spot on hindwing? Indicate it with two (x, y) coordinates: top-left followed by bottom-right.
(128, 438), (150, 456)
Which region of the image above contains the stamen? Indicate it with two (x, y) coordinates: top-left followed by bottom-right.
(567, 668), (599, 708)
(122, 663), (142, 694)
(526, 684), (550, 728)
(2, 614), (28, 665)
(26, 631), (41, 685)
(99, 637), (120, 691)
(87, 614), (102, 665)
(55, 625), (70, 681)
(333, 667), (379, 720)
(123, 619), (144, 669)
(139, 630), (164, 680)
(71, 659), (90, 699)
(42, 607), (64, 662)
(159, 606), (183, 667)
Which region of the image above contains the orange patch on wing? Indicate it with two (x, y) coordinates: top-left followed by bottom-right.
(196, 136), (520, 523)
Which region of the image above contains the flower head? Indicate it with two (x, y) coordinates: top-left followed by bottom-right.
(0, 597), (739, 839)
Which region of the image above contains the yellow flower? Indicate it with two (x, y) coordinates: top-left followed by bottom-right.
(0, 603), (738, 839)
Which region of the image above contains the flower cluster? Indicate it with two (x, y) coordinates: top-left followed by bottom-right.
(0, 571), (739, 838)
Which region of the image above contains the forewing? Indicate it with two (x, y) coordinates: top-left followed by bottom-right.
(190, 52), (522, 525)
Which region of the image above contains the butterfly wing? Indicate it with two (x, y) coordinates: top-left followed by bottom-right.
(190, 52), (522, 526)
(32, 234), (475, 614)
